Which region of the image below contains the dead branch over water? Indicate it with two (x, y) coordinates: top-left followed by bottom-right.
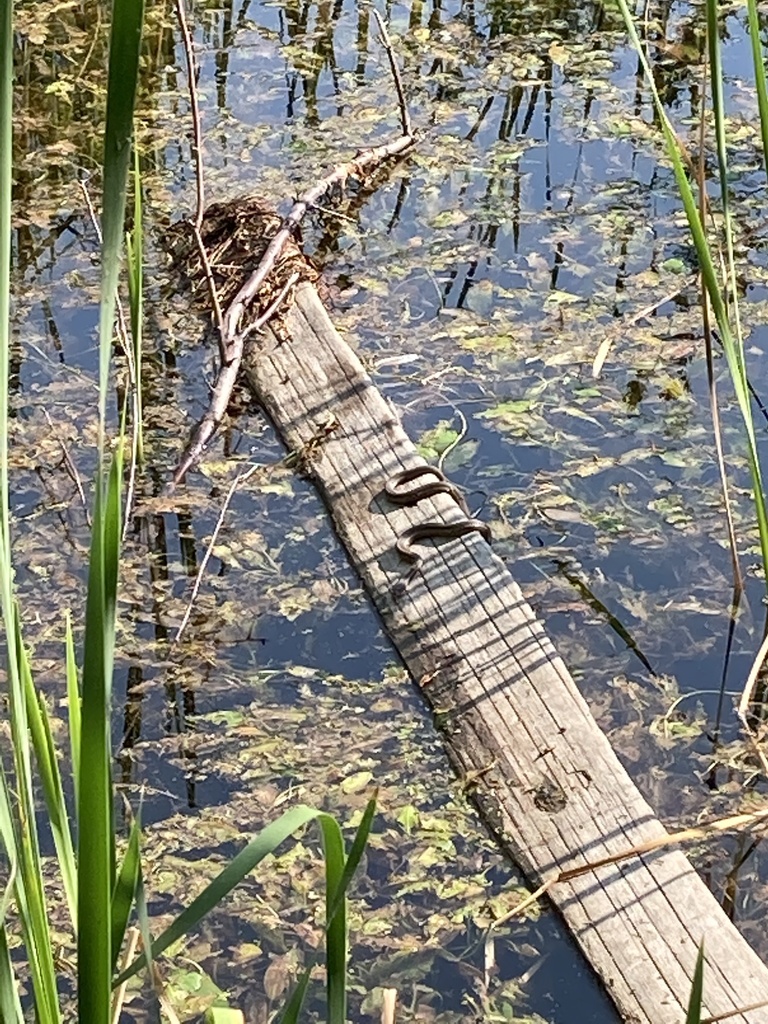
(170, 15), (417, 487)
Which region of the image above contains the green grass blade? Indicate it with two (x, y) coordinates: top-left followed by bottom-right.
(0, 792), (22, 1024)
(17, 608), (77, 926)
(746, 0), (768, 180)
(285, 798), (374, 1024)
(317, 817), (346, 1024)
(317, 796), (377, 1024)
(78, 481), (114, 1023)
(616, 0), (768, 583)
(0, 922), (23, 1023)
(326, 794), (376, 928)
(111, 815), (141, 975)
(78, 0), (144, 1012)
(706, 0), (746, 384)
(0, 3), (61, 1019)
(0, 758), (59, 1024)
(65, 612), (81, 808)
(97, 0), (145, 436)
(686, 942), (705, 1024)
(276, 968), (312, 1024)
(0, 0), (12, 541)
(126, 146), (144, 465)
(133, 851), (156, 999)
(78, 447), (124, 1023)
(113, 804), (328, 986)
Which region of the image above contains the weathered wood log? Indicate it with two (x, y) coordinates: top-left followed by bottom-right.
(242, 282), (768, 1024)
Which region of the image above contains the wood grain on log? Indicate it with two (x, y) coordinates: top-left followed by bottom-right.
(242, 282), (768, 1024)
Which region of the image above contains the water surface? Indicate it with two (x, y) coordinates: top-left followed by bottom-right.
(11, 0), (768, 1019)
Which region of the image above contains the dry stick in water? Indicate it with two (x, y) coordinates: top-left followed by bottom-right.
(171, 16), (417, 486)
(696, 59), (743, 602)
(111, 927), (140, 1024)
(218, 132), (416, 357)
(738, 627), (768, 779)
(490, 803), (768, 932)
(43, 408), (91, 526)
(173, 462), (260, 643)
(380, 988), (397, 1024)
(79, 180), (136, 383)
(591, 284), (692, 380)
(172, 271), (299, 486)
(174, 0), (225, 347)
(701, 997), (768, 1024)
(372, 9), (411, 137)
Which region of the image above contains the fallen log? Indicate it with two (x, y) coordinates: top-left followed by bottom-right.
(237, 279), (768, 1024)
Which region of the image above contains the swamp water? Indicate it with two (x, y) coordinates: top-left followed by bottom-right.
(10, 0), (768, 1019)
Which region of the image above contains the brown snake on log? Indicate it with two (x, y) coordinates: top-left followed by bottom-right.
(385, 465), (491, 593)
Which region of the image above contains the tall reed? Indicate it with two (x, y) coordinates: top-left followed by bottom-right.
(616, 0), (768, 587)
(614, 1), (768, 1012)
(0, 3), (373, 1021)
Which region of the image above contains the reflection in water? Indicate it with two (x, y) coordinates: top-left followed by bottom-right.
(11, 0), (768, 1017)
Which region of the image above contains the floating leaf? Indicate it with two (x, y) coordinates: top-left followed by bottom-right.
(340, 771), (373, 794)
(396, 805), (420, 834)
(205, 1009), (245, 1024)
(417, 421), (460, 458)
(661, 257), (687, 274)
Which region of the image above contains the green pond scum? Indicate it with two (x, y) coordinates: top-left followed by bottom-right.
(5, 0), (768, 1020)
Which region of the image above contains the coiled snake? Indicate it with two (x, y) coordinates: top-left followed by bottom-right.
(386, 465), (491, 593)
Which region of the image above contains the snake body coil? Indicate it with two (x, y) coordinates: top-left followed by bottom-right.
(386, 465), (490, 591)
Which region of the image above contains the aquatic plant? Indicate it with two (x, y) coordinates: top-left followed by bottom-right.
(686, 944), (705, 1024)
(0, 2), (372, 1022)
(616, 0), (768, 595)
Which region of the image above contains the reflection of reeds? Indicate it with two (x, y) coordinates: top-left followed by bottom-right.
(617, 0), (768, 593)
(0, 4), (372, 1021)
(616, 4), (768, 1017)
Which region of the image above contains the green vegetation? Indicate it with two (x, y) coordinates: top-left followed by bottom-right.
(0, 3), (373, 1021)
(615, 0), (768, 598)
(6, 0), (768, 1020)
(686, 944), (705, 1024)
(613, 0), (768, 1011)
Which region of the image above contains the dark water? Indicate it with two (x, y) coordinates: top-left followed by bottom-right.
(10, 0), (768, 1019)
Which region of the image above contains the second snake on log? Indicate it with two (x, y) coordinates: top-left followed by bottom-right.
(385, 465), (491, 593)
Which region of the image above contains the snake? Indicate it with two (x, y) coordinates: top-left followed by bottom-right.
(385, 465), (491, 591)
(385, 464), (471, 516)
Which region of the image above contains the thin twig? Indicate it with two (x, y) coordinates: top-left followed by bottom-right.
(173, 0), (225, 347)
(171, 273), (298, 485)
(111, 927), (140, 1024)
(173, 462), (260, 643)
(701, 998), (768, 1024)
(43, 409), (91, 527)
(436, 406), (467, 474)
(306, 201), (359, 225)
(372, 10), (411, 137)
(79, 180), (135, 384)
(591, 284), (690, 379)
(237, 270), (300, 343)
(380, 988), (398, 1024)
(737, 627), (768, 778)
(171, 11), (416, 486)
(123, 429), (139, 541)
(173, 0), (205, 230)
(221, 135), (415, 346)
(156, 976), (182, 1024)
(490, 803), (768, 931)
